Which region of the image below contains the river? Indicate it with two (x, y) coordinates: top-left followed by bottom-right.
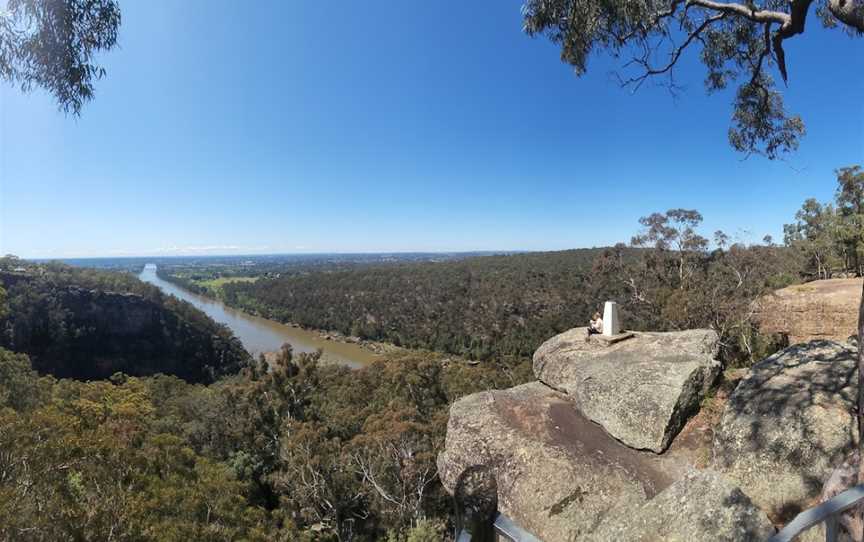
(138, 264), (379, 369)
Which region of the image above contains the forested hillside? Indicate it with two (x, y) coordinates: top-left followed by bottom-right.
(0, 258), (249, 382)
(215, 232), (802, 365)
(219, 249), (613, 360)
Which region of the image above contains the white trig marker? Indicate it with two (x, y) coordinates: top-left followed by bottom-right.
(603, 301), (621, 337)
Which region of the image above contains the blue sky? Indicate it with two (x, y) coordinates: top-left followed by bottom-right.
(1, 1), (862, 258)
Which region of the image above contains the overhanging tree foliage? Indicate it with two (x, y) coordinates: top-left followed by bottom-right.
(523, 0), (863, 158)
(523, 0), (864, 531)
(0, 0), (121, 114)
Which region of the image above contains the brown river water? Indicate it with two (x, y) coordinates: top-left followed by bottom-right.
(139, 264), (379, 369)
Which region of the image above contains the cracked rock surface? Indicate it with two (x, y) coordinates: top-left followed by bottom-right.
(533, 328), (722, 452)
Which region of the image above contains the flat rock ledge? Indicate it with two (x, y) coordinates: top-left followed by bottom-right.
(585, 469), (775, 542)
(713, 340), (859, 519)
(533, 328), (722, 452)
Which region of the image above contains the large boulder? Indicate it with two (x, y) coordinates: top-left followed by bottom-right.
(437, 382), (678, 541)
(713, 340), (859, 518)
(586, 469), (775, 542)
(533, 328), (721, 452)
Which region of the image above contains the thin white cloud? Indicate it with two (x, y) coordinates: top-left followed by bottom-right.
(152, 245), (272, 254)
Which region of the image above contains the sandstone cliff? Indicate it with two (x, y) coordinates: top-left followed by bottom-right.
(756, 278), (862, 344)
(2, 280), (250, 382)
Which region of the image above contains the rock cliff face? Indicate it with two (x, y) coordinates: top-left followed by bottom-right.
(533, 328), (721, 452)
(57, 287), (162, 335)
(4, 285), (249, 382)
(756, 278), (862, 344)
(713, 340), (858, 518)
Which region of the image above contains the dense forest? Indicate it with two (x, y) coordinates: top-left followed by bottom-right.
(217, 249), (610, 361)
(0, 342), (529, 541)
(151, 253), (502, 298)
(207, 232), (800, 365)
(0, 258), (249, 382)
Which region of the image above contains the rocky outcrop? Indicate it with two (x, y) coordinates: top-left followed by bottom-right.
(437, 382), (675, 541)
(713, 340), (859, 517)
(55, 287), (164, 336)
(438, 380), (776, 541)
(756, 278), (862, 344)
(3, 284), (250, 382)
(440, 327), (863, 539)
(585, 469), (775, 542)
(533, 328), (721, 452)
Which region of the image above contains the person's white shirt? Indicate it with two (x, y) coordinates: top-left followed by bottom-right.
(590, 317), (603, 333)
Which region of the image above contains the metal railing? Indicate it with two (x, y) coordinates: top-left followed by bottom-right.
(457, 512), (541, 542)
(457, 485), (864, 542)
(768, 484), (864, 542)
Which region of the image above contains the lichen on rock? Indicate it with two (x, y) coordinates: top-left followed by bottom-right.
(585, 469), (775, 542)
(533, 328), (722, 452)
(713, 340), (859, 519)
(437, 382), (655, 541)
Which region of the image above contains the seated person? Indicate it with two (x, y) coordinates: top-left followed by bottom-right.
(587, 312), (603, 336)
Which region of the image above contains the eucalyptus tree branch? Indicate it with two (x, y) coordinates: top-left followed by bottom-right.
(620, 12), (727, 89)
(612, 0), (687, 45)
(750, 21), (772, 86)
(523, 0), (852, 156)
(684, 0), (814, 82)
(772, 0), (815, 81)
(827, 0), (864, 31)
(685, 0), (794, 24)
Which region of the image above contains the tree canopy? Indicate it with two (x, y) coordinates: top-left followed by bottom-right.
(522, 0), (863, 158)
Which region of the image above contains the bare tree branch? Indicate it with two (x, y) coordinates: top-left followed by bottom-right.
(620, 12), (727, 89)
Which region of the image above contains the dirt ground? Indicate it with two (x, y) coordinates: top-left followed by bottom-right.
(780, 278), (863, 303)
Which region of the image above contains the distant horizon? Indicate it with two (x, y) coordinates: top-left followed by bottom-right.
(19, 247), (582, 261)
(2, 1), (861, 260)
(5, 236), (775, 261)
